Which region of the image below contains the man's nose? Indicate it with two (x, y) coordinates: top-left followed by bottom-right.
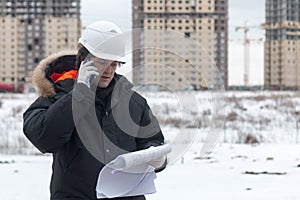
(104, 65), (113, 73)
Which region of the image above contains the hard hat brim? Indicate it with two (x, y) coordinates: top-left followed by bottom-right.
(78, 38), (126, 64)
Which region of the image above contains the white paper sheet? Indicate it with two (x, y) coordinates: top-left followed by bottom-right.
(96, 144), (172, 199)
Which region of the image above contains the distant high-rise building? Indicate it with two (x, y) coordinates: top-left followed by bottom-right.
(264, 0), (300, 89)
(0, 0), (81, 89)
(132, 0), (228, 91)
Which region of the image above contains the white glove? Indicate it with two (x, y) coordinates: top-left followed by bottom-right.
(77, 60), (99, 88)
(148, 155), (166, 169)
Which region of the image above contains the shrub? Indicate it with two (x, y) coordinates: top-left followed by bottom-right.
(244, 133), (259, 144)
(226, 112), (238, 121)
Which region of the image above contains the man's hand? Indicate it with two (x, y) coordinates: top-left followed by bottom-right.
(77, 60), (99, 88)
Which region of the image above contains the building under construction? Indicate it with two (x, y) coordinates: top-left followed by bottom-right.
(0, 0), (80, 90)
(132, 0), (228, 91)
(264, 0), (300, 89)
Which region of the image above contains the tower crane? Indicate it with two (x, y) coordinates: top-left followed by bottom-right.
(235, 22), (263, 86)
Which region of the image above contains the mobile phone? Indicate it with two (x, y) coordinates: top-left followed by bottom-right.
(89, 74), (97, 85)
(82, 56), (91, 65)
(82, 57), (98, 86)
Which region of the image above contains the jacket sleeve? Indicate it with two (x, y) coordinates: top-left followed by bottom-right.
(23, 83), (95, 153)
(134, 99), (165, 150)
(135, 100), (167, 172)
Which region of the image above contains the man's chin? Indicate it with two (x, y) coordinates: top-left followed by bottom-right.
(98, 82), (109, 88)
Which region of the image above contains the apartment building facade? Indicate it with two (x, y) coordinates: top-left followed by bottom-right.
(0, 0), (80, 89)
(264, 0), (300, 89)
(132, 0), (228, 91)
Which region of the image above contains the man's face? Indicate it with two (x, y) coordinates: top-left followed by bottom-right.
(90, 57), (120, 88)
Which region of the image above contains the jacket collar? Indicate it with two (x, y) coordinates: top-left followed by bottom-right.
(32, 50), (77, 97)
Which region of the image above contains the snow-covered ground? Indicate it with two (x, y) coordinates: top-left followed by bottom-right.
(0, 142), (299, 200)
(148, 142), (300, 200)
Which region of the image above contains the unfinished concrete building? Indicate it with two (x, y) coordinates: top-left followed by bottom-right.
(0, 0), (80, 89)
(132, 0), (228, 91)
(264, 0), (300, 89)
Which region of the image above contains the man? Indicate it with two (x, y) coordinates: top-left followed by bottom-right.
(23, 21), (166, 200)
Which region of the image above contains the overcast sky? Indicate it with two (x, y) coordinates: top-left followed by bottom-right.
(81, 0), (265, 86)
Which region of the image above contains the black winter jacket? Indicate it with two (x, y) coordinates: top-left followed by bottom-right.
(23, 51), (165, 200)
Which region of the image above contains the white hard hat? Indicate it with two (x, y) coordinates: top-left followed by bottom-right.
(78, 21), (126, 63)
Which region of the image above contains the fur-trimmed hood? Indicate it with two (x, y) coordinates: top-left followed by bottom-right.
(33, 50), (77, 97)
